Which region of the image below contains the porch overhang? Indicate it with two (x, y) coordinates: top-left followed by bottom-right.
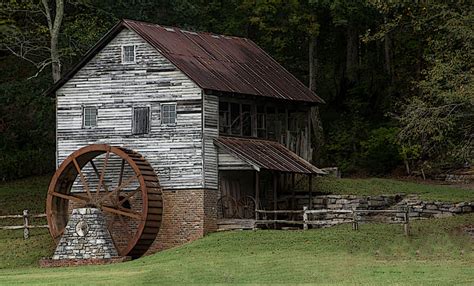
(214, 136), (326, 175)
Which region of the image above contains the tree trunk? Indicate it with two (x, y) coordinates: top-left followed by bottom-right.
(383, 18), (392, 79)
(346, 27), (358, 82)
(50, 34), (61, 82)
(309, 34), (324, 164)
(42, 0), (64, 83)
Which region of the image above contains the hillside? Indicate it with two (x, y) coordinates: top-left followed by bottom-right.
(0, 176), (472, 284)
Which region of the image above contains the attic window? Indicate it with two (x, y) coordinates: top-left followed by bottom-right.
(122, 45), (135, 63)
(132, 107), (150, 135)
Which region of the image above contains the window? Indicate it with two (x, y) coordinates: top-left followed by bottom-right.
(161, 103), (176, 125)
(256, 105), (266, 138)
(122, 45), (135, 63)
(83, 106), (97, 128)
(132, 107), (150, 135)
(242, 104), (252, 136)
(230, 103), (241, 135)
(219, 102), (230, 134)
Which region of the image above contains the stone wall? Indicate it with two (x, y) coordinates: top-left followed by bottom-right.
(52, 208), (118, 260)
(147, 188), (217, 253)
(285, 194), (473, 225)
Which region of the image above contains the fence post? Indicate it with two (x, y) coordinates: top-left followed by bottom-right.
(23, 209), (29, 239)
(303, 206), (308, 230)
(352, 207), (358, 231)
(404, 207), (410, 236)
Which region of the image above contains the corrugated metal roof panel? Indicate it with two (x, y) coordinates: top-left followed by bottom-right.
(214, 136), (326, 175)
(123, 20), (324, 103)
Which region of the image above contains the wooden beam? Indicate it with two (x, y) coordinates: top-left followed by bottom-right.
(308, 174), (313, 209)
(254, 171), (259, 221)
(273, 172), (278, 226)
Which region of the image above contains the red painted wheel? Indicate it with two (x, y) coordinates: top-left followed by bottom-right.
(46, 144), (162, 258)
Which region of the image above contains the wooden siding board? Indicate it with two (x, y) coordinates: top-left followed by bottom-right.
(202, 94), (219, 189)
(57, 28), (204, 190)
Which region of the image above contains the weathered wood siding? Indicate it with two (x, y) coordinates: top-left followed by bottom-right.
(202, 94), (219, 189)
(57, 28), (204, 190)
(217, 149), (254, 171)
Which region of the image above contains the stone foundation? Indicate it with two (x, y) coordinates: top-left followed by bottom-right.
(286, 194), (473, 226)
(52, 208), (119, 260)
(147, 188), (217, 253)
(39, 256), (131, 268)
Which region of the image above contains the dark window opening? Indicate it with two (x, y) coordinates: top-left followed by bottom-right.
(256, 105), (266, 138)
(230, 103), (241, 135)
(219, 102), (230, 134)
(242, 104), (252, 136)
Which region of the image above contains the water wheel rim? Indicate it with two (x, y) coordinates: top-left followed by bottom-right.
(46, 144), (162, 258)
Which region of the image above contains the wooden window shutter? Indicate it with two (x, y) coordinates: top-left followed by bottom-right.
(132, 107), (150, 135)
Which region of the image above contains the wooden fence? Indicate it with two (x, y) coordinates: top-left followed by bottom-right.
(256, 207), (411, 236)
(0, 210), (48, 239)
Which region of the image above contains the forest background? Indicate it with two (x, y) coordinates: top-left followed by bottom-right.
(1, 0), (472, 181)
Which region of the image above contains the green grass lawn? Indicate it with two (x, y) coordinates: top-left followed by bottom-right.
(0, 215), (473, 285)
(0, 176), (472, 284)
(315, 177), (473, 202)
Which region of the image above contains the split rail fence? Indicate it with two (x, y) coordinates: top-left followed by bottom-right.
(255, 206), (411, 236)
(0, 210), (48, 239)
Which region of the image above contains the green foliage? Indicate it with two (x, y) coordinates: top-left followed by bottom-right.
(360, 127), (402, 174)
(1, 0), (471, 179)
(370, 1), (474, 174)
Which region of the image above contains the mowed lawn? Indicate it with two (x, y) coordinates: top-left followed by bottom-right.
(0, 176), (472, 285)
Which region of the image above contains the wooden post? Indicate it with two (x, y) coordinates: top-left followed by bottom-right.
(404, 207), (410, 236)
(23, 209), (29, 239)
(303, 206), (308, 230)
(352, 207), (358, 231)
(273, 172), (278, 229)
(255, 171), (260, 222)
(308, 174), (313, 209)
(291, 173), (296, 220)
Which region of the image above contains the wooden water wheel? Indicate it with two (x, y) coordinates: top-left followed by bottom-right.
(46, 144), (162, 258)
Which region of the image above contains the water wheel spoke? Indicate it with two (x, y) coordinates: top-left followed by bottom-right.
(72, 158), (92, 199)
(119, 187), (141, 205)
(107, 214), (117, 229)
(101, 205), (142, 220)
(118, 159), (125, 186)
(117, 215), (133, 240)
(98, 174), (138, 205)
(90, 152), (111, 194)
(51, 192), (88, 203)
(53, 228), (65, 239)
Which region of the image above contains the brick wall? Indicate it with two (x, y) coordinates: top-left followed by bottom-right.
(147, 188), (217, 253)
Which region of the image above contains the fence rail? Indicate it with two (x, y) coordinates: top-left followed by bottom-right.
(0, 210), (48, 239)
(255, 206), (411, 235)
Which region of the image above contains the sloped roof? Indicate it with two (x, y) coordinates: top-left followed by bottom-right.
(214, 136), (326, 175)
(46, 19), (324, 104)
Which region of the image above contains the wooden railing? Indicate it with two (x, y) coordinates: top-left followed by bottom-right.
(255, 206), (411, 236)
(0, 210), (48, 239)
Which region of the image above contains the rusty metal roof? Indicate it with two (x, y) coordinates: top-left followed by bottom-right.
(214, 136), (326, 175)
(46, 19), (324, 103)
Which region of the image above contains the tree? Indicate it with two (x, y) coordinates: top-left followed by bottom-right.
(1, 0), (64, 82)
(41, 0), (64, 82)
(369, 0), (474, 174)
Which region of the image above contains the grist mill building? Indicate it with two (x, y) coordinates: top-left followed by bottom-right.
(46, 19), (325, 254)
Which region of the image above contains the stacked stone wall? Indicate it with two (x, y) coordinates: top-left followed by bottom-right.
(284, 194), (473, 226)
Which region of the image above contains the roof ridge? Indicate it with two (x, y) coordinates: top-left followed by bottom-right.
(122, 19), (250, 41)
